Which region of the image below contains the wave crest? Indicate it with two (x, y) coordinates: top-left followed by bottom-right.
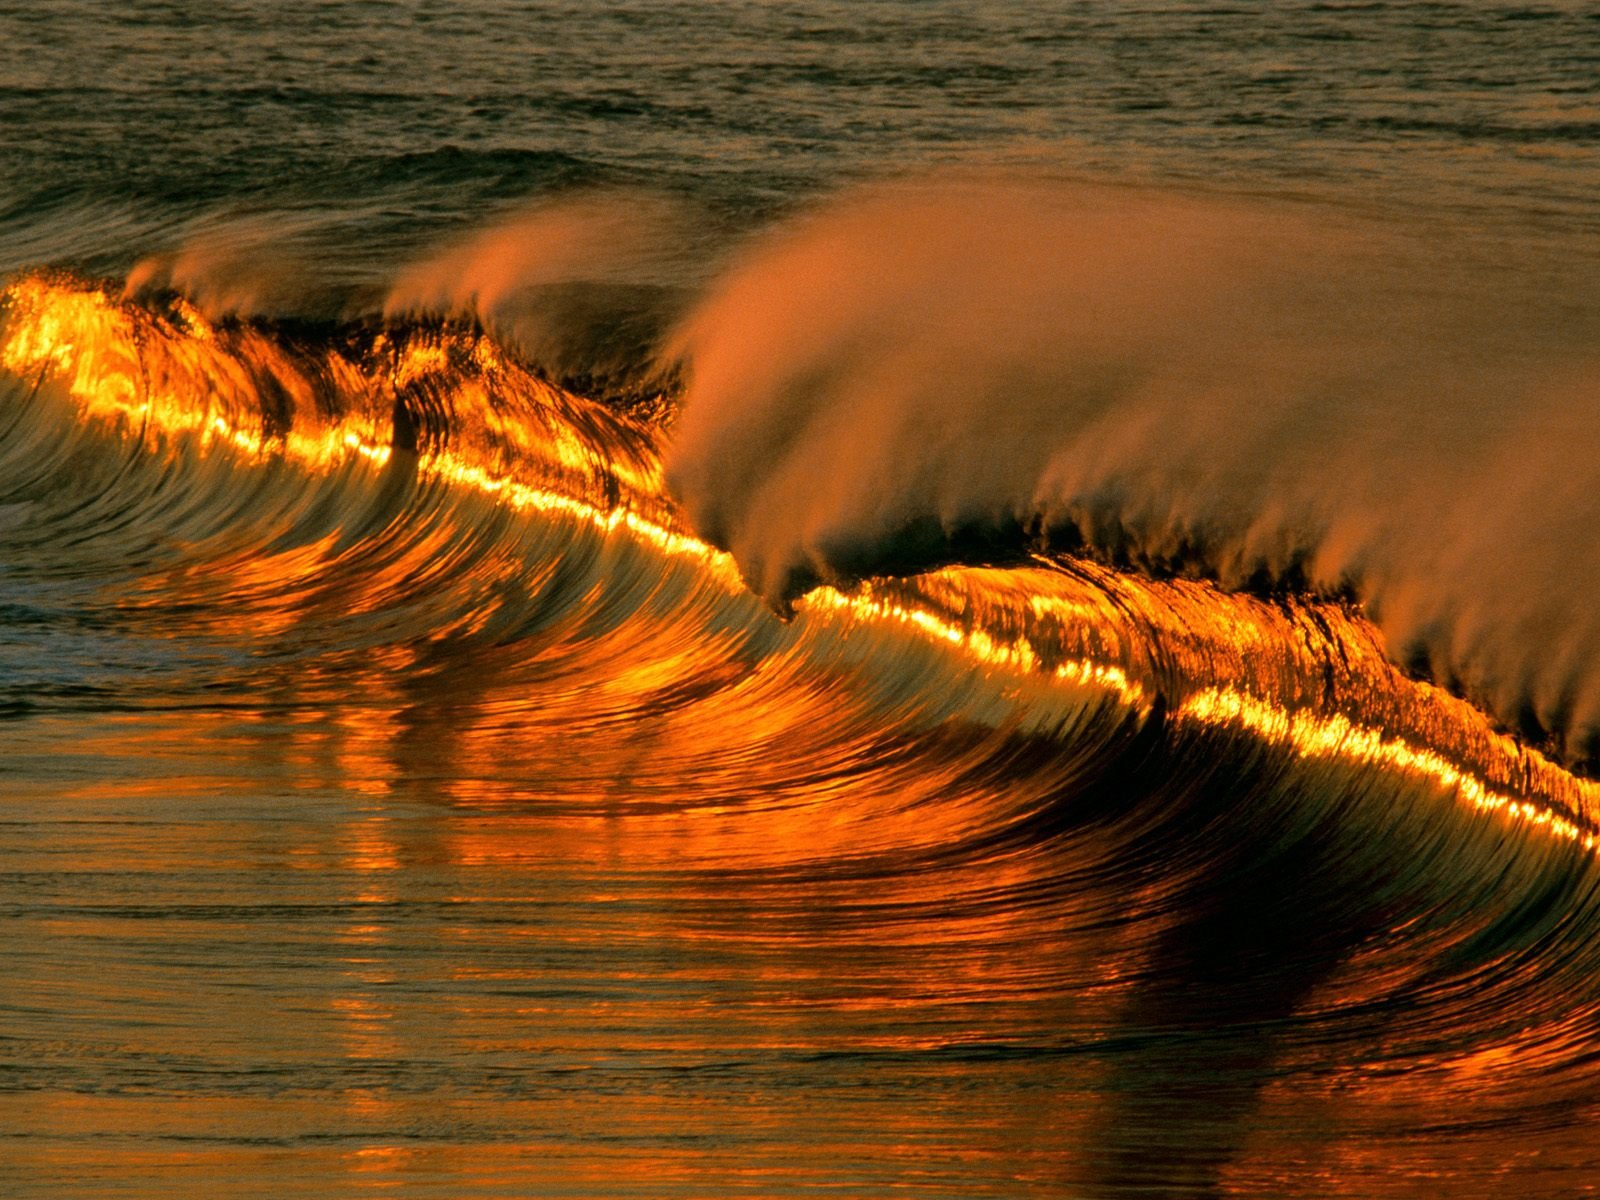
(6, 268), (1600, 851)
(661, 173), (1600, 760)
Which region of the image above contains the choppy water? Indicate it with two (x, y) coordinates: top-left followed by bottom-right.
(4, 4), (1600, 1198)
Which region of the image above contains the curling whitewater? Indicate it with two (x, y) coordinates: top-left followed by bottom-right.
(8, 272), (1600, 1196)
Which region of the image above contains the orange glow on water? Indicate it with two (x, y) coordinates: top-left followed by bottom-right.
(5, 271), (1598, 862)
(1181, 686), (1598, 849)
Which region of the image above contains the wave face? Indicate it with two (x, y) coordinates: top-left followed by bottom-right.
(6, 272), (1600, 1197)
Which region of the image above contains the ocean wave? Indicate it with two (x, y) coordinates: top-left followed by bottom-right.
(5, 267), (1598, 826)
(661, 173), (1600, 762)
(8, 266), (1600, 1195)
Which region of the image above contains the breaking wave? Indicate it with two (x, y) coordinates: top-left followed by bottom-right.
(4, 267), (1598, 826)
(661, 174), (1600, 766)
(7, 265), (1600, 1195)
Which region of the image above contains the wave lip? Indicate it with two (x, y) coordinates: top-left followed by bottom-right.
(1, 269), (673, 519)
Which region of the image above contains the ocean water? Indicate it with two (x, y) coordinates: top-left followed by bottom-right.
(4, 3), (1600, 1197)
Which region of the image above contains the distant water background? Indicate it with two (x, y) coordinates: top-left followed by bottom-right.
(4, 3), (1600, 1198)
(5, 1), (1599, 267)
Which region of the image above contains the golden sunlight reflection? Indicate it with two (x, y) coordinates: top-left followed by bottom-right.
(4, 270), (1598, 868)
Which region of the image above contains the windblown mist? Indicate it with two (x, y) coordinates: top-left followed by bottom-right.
(665, 175), (1600, 758)
(4, 3), (1600, 1199)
